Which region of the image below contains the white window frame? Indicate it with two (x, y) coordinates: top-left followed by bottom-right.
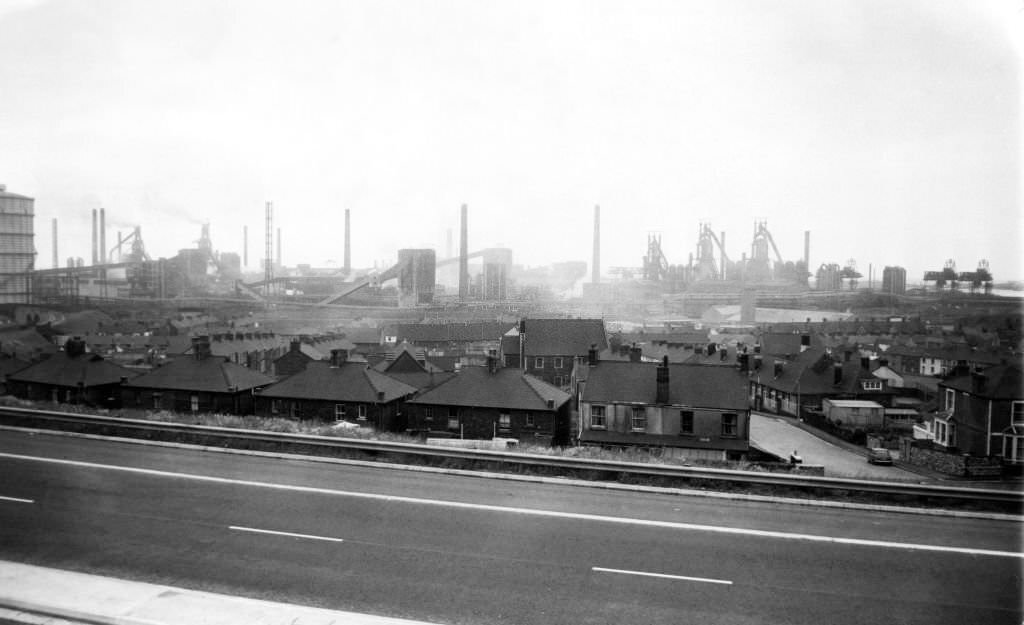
(525, 413), (535, 427)
(424, 407), (433, 421)
(553, 357), (564, 369)
(631, 406), (646, 432)
(499, 412), (511, 429)
(1003, 433), (1024, 463)
(357, 404), (368, 421)
(934, 417), (956, 447)
(447, 407), (459, 430)
(590, 404), (606, 429)
(862, 379), (882, 391)
(534, 357), (545, 369)
(190, 395), (199, 412)
(944, 388), (955, 413)
(1012, 401), (1024, 426)
(335, 404), (347, 421)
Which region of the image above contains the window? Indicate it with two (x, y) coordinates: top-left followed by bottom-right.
(499, 413), (511, 429)
(357, 404), (368, 420)
(680, 410), (694, 435)
(722, 413), (738, 437)
(534, 357), (545, 369)
(944, 388), (955, 412)
(862, 380), (882, 391)
(335, 404), (347, 421)
(271, 400), (280, 415)
(590, 405), (606, 428)
(554, 357), (564, 369)
(152, 392), (162, 409)
(1013, 402), (1024, 426)
(553, 375), (565, 387)
(424, 407), (434, 421)
(525, 413), (535, 427)
(448, 407), (459, 430)
(190, 395), (199, 412)
(1003, 435), (1024, 463)
(934, 418), (956, 447)
(631, 406), (646, 432)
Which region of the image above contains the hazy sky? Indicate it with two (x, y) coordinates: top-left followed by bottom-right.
(1, 0), (1020, 281)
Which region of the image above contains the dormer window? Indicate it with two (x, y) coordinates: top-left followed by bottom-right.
(862, 379), (883, 391)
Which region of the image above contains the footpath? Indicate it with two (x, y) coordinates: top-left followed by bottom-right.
(0, 560), (436, 625)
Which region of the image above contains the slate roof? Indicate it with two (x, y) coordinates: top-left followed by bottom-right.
(258, 361), (417, 403)
(581, 361), (749, 410)
(0, 354), (30, 378)
(124, 355), (276, 393)
(941, 363), (1023, 400)
(391, 322), (514, 343)
(513, 318), (607, 357)
(8, 352), (138, 388)
(408, 366), (571, 411)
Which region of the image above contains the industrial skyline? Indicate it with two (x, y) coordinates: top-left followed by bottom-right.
(0, 0), (1020, 281)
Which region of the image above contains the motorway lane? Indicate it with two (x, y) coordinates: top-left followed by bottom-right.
(0, 431), (1021, 624)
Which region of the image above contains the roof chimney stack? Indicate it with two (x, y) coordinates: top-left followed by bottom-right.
(656, 356), (669, 404)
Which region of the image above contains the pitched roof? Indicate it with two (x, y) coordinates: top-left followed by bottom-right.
(8, 352), (138, 388)
(941, 363), (1023, 399)
(124, 355), (276, 393)
(392, 321), (514, 343)
(520, 318), (607, 357)
(258, 361), (417, 403)
(408, 366), (570, 411)
(581, 361), (749, 410)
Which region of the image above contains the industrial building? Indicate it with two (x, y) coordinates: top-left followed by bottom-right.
(0, 185), (35, 304)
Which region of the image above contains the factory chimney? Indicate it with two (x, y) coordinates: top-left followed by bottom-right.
(51, 218), (58, 269)
(277, 227), (282, 269)
(804, 230), (810, 271)
(91, 209), (98, 265)
(459, 204), (468, 301)
(720, 230), (727, 280)
(243, 225), (248, 268)
(592, 205), (600, 284)
(344, 209), (351, 274)
(99, 208), (106, 264)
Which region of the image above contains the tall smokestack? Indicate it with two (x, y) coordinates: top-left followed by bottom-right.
(243, 225), (248, 268)
(720, 230), (726, 280)
(51, 218), (58, 269)
(459, 204), (468, 300)
(276, 227), (282, 269)
(99, 208), (106, 264)
(804, 230), (810, 270)
(592, 205), (600, 284)
(91, 209), (98, 265)
(344, 209), (351, 273)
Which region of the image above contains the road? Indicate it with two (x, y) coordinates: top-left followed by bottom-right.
(751, 413), (921, 479)
(0, 430), (1020, 625)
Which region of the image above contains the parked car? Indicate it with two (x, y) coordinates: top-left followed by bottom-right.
(867, 447), (894, 465)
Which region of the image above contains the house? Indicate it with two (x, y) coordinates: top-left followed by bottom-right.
(190, 332), (288, 375)
(405, 361), (571, 445)
(748, 349), (895, 416)
(122, 337), (276, 414)
(5, 337), (138, 408)
(579, 357), (751, 461)
(500, 318), (607, 389)
(384, 321), (514, 361)
(930, 363), (1024, 462)
(370, 343), (455, 391)
(255, 349), (417, 430)
(0, 353), (30, 394)
(273, 337), (365, 379)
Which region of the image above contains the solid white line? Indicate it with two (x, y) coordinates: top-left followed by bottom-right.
(593, 567), (733, 585)
(228, 525), (345, 543)
(0, 495), (33, 504)
(0, 451), (1020, 559)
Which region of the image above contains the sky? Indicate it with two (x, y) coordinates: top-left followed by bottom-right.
(1, 0), (1020, 282)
